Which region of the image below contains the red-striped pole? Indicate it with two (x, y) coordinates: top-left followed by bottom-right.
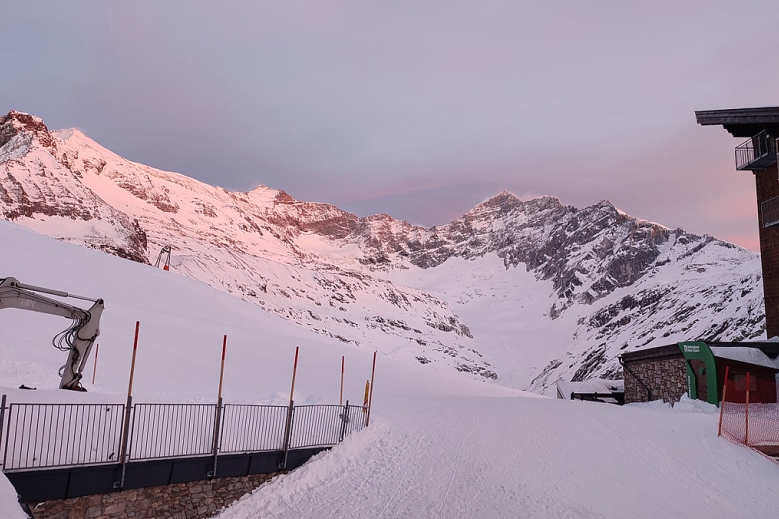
(126, 322), (140, 400)
(217, 335), (227, 402)
(745, 371), (751, 446)
(366, 350), (377, 426)
(718, 365), (729, 437)
(91, 343), (100, 385)
(340, 356), (345, 406)
(120, 321), (140, 480)
(288, 347), (299, 408)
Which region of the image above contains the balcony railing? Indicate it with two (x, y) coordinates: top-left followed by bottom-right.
(735, 130), (778, 171)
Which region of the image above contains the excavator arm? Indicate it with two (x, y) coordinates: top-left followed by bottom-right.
(0, 277), (104, 391)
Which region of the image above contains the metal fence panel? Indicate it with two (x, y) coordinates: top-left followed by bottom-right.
(3, 403), (124, 470)
(220, 404), (287, 453)
(289, 405), (344, 449)
(0, 400), (371, 472)
(129, 404), (216, 461)
(343, 405), (368, 437)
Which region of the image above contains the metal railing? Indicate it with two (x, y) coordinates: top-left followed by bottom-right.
(0, 397), (369, 474)
(289, 405), (344, 449)
(735, 130), (778, 171)
(220, 404), (288, 454)
(129, 403), (216, 461)
(2, 403), (124, 470)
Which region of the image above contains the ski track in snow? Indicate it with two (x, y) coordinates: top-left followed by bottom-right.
(378, 406), (446, 517)
(463, 440), (532, 513)
(436, 416), (478, 516)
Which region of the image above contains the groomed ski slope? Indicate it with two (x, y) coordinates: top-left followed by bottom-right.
(1, 219), (778, 518)
(218, 397), (779, 519)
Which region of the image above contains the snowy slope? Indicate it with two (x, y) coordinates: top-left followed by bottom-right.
(218, 397), (779, 519)
(1, 217), (779, 519)
(0, 110), (766, 394)
(0, 219), (509, 405)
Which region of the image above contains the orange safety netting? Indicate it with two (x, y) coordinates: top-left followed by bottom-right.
(719, 367), (779, 453)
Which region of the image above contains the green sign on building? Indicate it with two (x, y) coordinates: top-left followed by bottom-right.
(678, 341), (719, 406)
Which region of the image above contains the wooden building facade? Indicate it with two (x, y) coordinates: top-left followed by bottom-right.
(696, 107), (779, 338)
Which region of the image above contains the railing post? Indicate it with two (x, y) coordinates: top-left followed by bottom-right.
(339, 400), (349, 443)
(280, 400), (295, 469)
(210, 398), (223, 478)
(119, 395), (133, 489)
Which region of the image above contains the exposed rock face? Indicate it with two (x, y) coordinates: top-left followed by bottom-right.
(350, 193), (681, 312)
(0, 110), (766, 390)
(0, 112), (150, 264)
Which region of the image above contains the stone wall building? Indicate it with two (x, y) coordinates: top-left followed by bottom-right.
(620, 342), (779, 405)
(620, 345), (687, 404)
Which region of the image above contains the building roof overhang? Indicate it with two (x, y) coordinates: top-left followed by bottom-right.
(620, 341), (779, 364)
(695, 107), (779, 137)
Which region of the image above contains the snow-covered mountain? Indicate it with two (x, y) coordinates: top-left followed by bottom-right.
(0, 110), (766, 391)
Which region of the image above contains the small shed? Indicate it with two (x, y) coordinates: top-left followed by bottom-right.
(620, 341), (779, 405)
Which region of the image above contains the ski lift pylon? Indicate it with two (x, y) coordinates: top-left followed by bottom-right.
(155, 245), (172, 271)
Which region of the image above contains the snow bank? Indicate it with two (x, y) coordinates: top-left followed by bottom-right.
(0, 473), (26, 519)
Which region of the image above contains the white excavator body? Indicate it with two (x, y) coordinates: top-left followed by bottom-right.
(0, 277), (104, 391)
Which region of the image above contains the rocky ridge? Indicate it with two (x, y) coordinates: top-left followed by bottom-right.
(0, 111), (766, 390)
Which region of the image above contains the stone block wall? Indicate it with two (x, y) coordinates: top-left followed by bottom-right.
(623, 357), (687, 404)
(29, 472), (281, 519)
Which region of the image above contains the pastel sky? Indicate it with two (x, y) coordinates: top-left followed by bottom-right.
(2, 1), (778, 251)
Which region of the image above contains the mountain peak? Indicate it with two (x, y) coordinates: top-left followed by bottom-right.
(0, 110), (53, 150)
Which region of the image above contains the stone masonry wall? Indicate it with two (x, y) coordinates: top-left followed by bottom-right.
(623, 357), (686, 404)
(29, 472), (282, 519)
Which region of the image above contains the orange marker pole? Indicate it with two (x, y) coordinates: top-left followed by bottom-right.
(340, 356), (345, 406)
(120, 321), (140, 483)
(212, 335), (228, 472)
(366, 350), (377, 426)
(91, 343), (100, 385)
(281, 347), (300, 468)
(288, 346), (299, 408)
(126, 322), (140, 400)
(745, 372), (751, 446)
(718, 366), (729, 437)
(217, 335), (227, 402)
